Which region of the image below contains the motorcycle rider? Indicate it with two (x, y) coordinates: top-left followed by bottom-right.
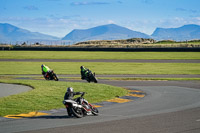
(64, 87), (91, 116)
(80, 66), (90, 79)
(41, 64), (52, 79)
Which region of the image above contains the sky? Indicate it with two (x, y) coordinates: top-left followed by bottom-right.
(0, 0), (200, 37)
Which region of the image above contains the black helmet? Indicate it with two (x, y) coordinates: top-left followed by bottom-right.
(67, 87), (73, 92)
(80, 66), (84, 69)
(41, 64), (44, 68)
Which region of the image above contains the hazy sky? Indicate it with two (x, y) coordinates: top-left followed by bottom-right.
(0, 0), (200, 37)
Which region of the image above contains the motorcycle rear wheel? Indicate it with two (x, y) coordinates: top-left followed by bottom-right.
(91, 74), (98, 83)
(71, 107), (84, 118)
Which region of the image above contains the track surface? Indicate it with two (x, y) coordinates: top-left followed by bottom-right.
(0, 59), (200, 133)
(0, 79), (200, 133)
(0, 83), (32, 98)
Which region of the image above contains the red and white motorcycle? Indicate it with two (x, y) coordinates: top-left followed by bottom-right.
(63, 93), (99, 118)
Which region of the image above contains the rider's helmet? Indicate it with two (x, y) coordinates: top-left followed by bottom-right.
(67, 87), (73, 93)
(41, 64), (44, 69)
(80, 66), (84, 70)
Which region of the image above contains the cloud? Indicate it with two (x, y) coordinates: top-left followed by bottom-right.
(107, 20), (115, 24)
(189, 9), (198, 13)
(176, 8), (187, 12)
(48, 14), (80, 19)
(155, 17), (200, 29)
(46, 0), (61, 1)
(23, 6), (39, 11)
(117, 1), (123, 4)
(176, 8), (198, 14)
(141, 0), (154, 4)
(71, 1), (110, 6)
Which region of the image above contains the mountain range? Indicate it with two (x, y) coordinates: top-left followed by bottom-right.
(0, 23), (59, 43)
(152, 24), (200, 41)
(0, 23), (200, 44)
(62, 24), (151, 42)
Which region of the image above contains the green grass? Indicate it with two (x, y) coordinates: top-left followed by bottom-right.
(0, 61), (200, 75)
(0, 51), (199, 116)
(0, 51), (200, 59)
(0, 79), (128, 116)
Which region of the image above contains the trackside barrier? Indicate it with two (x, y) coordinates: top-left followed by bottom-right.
(1, 47), (200, 52)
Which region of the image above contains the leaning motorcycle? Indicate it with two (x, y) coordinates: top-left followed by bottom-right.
(63, 93), (99, 118)
(43, 70), (59, 81)
(84, 70), (98, 83)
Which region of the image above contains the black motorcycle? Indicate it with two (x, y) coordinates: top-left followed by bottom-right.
(83, 70), (98, 83)
(43, 70), (59, 81)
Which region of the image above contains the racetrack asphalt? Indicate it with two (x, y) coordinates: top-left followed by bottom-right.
(0, 79), (200, 133)
(0, 59), (200, 133)
(0, 83), (32, 98)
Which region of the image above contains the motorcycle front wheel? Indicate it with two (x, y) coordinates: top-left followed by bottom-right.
(53, 73), (59, 81)
(91, 74), (98, 83)
(93, 77), (98, 83)
(90, 105), (99, 115)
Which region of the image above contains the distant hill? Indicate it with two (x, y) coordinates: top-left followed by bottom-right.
(151, 24), (200, 41)
(62, 24), (151, 43)
(0, 23), (60, 43)
(1, 23), (200, 44)
(75, 38), (156, 45)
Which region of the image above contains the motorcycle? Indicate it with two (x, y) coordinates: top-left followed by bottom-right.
(63, 93), (99, 118)
(83, 70), (98, 83)
(43, 70), (59, 81)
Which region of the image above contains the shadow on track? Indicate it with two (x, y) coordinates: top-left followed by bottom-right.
(26, 115), (74, 119)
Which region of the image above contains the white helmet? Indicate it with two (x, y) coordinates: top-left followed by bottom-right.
(67, 87), (73, 92)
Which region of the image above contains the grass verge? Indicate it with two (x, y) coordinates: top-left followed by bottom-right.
(1, 62), (200, 75)
(0, 51), (200, 59)
(0, 79), (128, 116)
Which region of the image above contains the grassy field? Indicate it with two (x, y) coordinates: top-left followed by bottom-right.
(0, 61), (200, 75)
(0, 51), (200, 59)
(0, 51), (199, 116)
(0, 79), (128, 116)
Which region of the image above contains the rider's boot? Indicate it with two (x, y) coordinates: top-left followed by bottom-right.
(87, 111), (92, 115)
